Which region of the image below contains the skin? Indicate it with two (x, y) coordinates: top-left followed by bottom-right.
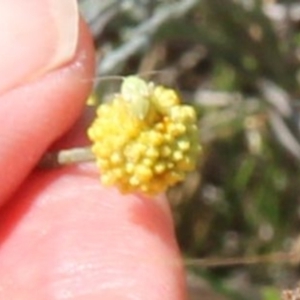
(0, 1), (187, 299)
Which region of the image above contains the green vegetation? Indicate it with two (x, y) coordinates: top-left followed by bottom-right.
(80, 0), (300, 298)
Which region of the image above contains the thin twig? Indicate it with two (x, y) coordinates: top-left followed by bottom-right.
(185, 252), (292, 268)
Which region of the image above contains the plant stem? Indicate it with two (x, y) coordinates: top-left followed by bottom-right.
(38, 147), (95, 168)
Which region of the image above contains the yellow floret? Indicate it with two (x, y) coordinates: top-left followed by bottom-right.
(87, 76), (201, 195)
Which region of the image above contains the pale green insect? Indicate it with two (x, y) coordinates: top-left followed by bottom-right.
(120, 76), (154, 120)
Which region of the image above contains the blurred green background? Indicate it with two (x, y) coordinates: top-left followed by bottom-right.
(79, 0), (300, 299)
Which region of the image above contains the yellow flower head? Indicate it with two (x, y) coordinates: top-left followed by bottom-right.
(87, 76), (201, 195)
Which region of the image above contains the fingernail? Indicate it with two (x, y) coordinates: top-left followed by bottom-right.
(0, 0), (79, 94)
(153, 194), (175, 227)
(42, 0), (79, 74)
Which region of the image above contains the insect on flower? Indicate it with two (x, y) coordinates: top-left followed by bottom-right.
(120, 75), (153, 120)
(40, 75), (202, 196)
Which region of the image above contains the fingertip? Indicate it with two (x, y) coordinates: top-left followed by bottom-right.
(0, 166), (187, 299)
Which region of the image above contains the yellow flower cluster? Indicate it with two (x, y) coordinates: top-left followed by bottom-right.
(87, 76), (201, 195)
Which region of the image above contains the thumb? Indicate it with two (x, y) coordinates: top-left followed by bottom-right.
(0, 0), (79, 94)
(0, 0), (95, 204)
